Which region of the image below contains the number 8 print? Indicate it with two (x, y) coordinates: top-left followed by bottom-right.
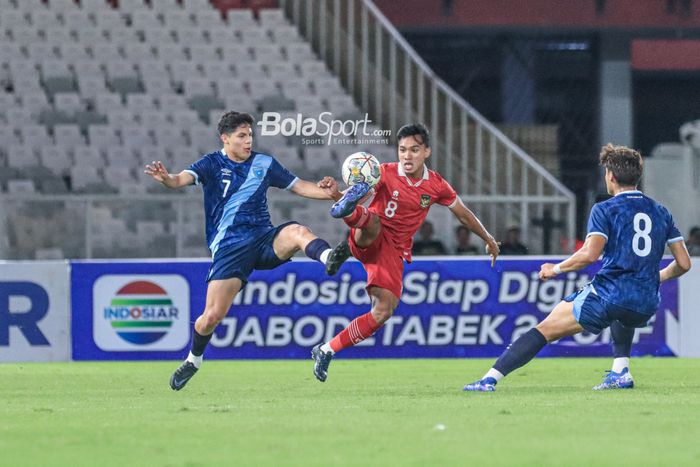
(632, 212), (652, 257)
(384, 200), (398, 218)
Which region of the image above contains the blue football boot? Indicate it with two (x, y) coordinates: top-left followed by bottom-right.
(330, 182), (371, 218)
(592, 367), (634, 390)
(463, 377), (498, 392)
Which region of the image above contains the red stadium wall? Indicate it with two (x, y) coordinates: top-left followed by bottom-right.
(374, 0), (700, 28)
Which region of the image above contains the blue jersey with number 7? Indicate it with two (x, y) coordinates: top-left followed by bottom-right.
(586, 190), (683, 314)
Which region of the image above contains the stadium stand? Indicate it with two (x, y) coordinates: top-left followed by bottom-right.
(1, 0), (380, 258)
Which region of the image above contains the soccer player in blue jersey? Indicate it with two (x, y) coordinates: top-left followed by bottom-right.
(145, 111), (341, 391)
(464, 143), (692, 392)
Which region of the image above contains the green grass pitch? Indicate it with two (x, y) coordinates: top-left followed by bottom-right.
(2, 358), (700, 466)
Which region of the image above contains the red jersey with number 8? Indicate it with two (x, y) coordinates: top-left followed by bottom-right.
(367, 162), (458, 262)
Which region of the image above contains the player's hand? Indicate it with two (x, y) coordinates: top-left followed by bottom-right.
(485, 240), (500, 267)
(318, 176), (342, 201)
(539, 263), (557, 281)
(144, 161), (170, 183)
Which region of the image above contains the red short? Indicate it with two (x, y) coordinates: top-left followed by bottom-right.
(348, 227), (405, 299)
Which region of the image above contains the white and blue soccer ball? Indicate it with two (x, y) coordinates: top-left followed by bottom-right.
(341, 152), (381, 187)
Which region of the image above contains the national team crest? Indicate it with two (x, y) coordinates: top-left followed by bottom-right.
(253, 165), (264, 178)
(420, 194), (431, 208)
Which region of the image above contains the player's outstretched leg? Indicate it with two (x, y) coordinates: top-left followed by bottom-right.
(325, 240), (351, 276)
(311, 344), (334, 382)
(330, 182), (371, 218)
(312, 287), (396, 382)
(464, 300), (581, 392)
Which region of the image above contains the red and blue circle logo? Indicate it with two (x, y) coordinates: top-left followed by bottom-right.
(103, 280), (180, 345)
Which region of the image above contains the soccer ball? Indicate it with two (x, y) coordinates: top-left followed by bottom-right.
(341, 152), (381, 187)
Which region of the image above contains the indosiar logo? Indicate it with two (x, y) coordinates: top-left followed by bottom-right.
(93, 275), (190, 351)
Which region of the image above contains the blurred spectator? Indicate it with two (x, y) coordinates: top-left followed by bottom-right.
(455, 225), (479, 255)
(688, 226), (700, 256)
(413, 221), (447, 255)
(500, 226), (528, 255)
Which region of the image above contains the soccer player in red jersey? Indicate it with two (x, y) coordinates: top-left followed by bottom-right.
(312, 123), (501, 381)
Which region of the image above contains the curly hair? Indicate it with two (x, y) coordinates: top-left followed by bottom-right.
(217, 111), (254, 136)
(599, 143), (643, 186)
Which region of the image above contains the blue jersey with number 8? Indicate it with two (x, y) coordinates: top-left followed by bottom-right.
(587, 190), (683, 314)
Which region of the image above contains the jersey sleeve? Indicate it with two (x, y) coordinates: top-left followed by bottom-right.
(268, 157), (298, 190)
(436, 176), (458, 207)
(185, 155), (214, 186)
(664, 208), (684, 244)
(586, 203), (610, 240)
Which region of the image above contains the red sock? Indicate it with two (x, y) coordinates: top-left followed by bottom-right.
(329, 311), (382, 352)
(343, 205), (372, 229)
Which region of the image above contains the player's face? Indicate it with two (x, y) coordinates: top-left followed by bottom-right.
(398, 135), (431, 177)
(221, 124), (253, 162)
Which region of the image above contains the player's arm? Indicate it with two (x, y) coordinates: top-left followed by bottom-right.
(144, 161), (194, 189)
(660, 241), (692, 282)
(449, 198), (500, 262)
(539, 234), (606, 281)
(290, 177), (341, 200)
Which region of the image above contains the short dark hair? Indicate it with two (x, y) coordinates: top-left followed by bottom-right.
(397, 123), (430, 148)
(599, 143), (643, 186)
(217, 111), (254, 136)
(690, 226), (700, 237)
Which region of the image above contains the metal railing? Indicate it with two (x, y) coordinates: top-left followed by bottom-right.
(280, 0), (576, 252)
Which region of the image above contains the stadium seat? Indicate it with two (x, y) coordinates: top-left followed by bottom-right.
(270, 26), (303, 44)
(54, 124), (85, 151)
(50, 0), (82, 11)
(45, 27), (73, 44)
(59, 43), (91, 62)
(103, 166), (136, 189)
(183, 77), (215, 98)
(7, 145), (39, 169)
(241, 29), (269, 45)
(39, 146), (72, 176)
(205, 26), (236, 46)
(70, 165), (102, 192)
(95, 93), (124, 114)
(267, 62), (297, 80)
(104, 146), (134, 167)
(159, 95), (189, 112)
(80, 0), (112, 13)
(173, 27), (208, 46)
(125, 93), (156, 112)
(150, 0), (182, 14)
(156, 44), (188, 61)
(77, 76), (109, 99)
(7, 178), (37, 194)
(107, 109), (138, 128)
(214, 78), (246, 97)
(73, 145), (103, 165)
(75, 110), (108, 133)
(227, 9), (255, 26)
(142, 29), (174, 45)
(153, 126), (188, 148)
(0, 127), (21, 148)
(30, 10), (59, 29)
(62, 11), (93, 31)
(93, 10), (126, 30)
(88, 124), (121, 150)
(258, 9), (287, 26)
(171, 109), (201, 127)
(193, 10), (223, 27)
(120, 125), (153, 150)
(54, 92), (85, 116)
(163, 10), (194, 27)
(6, 109), (35, 127)
(138, 109), (170, 128)
(189, 43), (220, 63)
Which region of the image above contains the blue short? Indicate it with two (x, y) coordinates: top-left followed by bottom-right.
(564, 283), (651, 335)
(206, 221), (298, 284)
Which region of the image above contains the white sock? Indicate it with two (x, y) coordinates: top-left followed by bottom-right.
(612, 357), (629, 373)
(484, 368), (504, 382)
(320, 342), (334, 354)
(187, 351), (203, 369)
(319, 249), (331, 265)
